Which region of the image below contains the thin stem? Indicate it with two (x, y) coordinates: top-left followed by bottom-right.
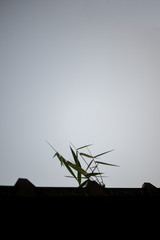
(87, 148), (103, 186)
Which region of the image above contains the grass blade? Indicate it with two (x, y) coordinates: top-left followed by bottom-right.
(70, 147), (80, 165)
(96, 161), (119, 167)
(80, 153), (93, 158)
(67, 161), (87, 176)
(94, 149), (114, 158)
(77, 144), (92, 150)
(70, 146), (82, 185)
(86, 172), (104, 178)
(80, 150), (114, 159)
(53, 152), (65, 166)
(65, 176), (75, 178)
(63, 161), (78, 180)
(45, 140), (57, 152)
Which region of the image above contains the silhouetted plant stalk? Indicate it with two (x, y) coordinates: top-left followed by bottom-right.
(46, 141), (119, 187)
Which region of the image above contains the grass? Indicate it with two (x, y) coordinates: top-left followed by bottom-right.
(46, 141), (119, 187)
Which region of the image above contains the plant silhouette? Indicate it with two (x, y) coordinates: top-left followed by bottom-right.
(46, 141), (118, 187)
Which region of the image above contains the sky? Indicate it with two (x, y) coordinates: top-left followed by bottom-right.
(0, 0), (160, 187)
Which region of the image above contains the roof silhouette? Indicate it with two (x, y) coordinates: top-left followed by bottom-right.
(0, 178), (160, 198)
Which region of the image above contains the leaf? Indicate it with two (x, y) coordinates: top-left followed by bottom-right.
(67, 161), (87, 176)
(65, 176), (74, 178)
(45, 140), (57, 152)
(53, 152), (78, 180)
(77, 144), (92, 150)
(80, 153), (94, 158)
(95, 161), (119, 167)
(63, 161), (78, 180)
(78, 173), (81, 185)
(65, 176), (87, 179)
(80, 149), (114, 159)
(94, 149), (114, 158)
(86, 172), (104, 178)
(70, 147), (79, 165)
(70, 147), (82, 185)
(53, 152), (65, 166)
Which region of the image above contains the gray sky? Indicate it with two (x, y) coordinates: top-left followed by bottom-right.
(0, 0), (160, 187)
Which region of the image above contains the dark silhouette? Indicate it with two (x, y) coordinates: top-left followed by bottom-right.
(1, 178), (160, 218)
(0, 178), (159, 198)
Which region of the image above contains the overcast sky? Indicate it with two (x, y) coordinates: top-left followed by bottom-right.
(0, 0), (160, 187)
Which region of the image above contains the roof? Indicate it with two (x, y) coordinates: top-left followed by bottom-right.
(1, 178), (160, 218)
(0, 178), (160, 198)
